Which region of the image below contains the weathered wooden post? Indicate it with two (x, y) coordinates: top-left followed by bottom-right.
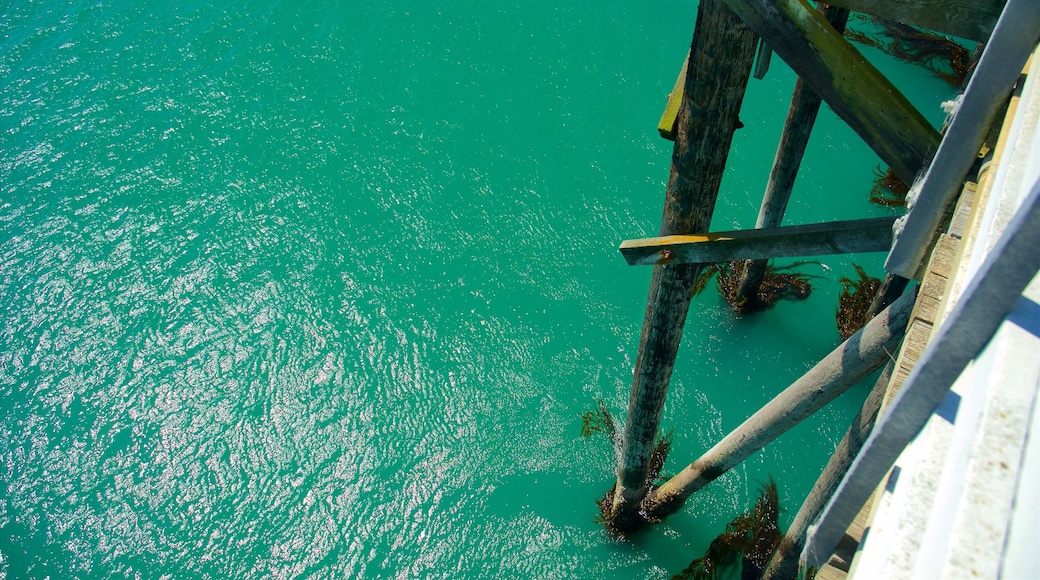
(606, 0), (758, 532)
(735, 5), (849, 306)
(760, 360), (894, 580)
(642, 287), (915, 519)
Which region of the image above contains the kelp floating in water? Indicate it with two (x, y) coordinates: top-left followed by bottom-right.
(695, 261), (815, 314)
(869, 165), (910, 207)
(672, 478), (782, 580)
(836, 264), (881, 341)
(580, 400), (618, 441)
(845, 16), (972, 87)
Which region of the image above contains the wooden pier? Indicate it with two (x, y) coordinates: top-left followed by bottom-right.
(607, 0), (1040, 576)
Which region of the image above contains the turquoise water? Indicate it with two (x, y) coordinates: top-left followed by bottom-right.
(1, 2), (956, 578)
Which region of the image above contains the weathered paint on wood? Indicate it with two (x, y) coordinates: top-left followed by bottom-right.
(642, 288), (916, 518)
(657, 54), (689, 140)
(619, 216), (896, 266)
(609, 0), (758, 532)
(722, 0), (940, 185)
(822, 0), (1004, 41)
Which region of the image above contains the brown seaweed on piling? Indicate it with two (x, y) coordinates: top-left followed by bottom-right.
(580, 400), (617, 441)
(672, 478), (782, 580)
(646, 431), (674, 489)
(692, 264), (725, 298)
(719, 261), (813, 313)
(695, 261), (815, 313)
(836, 264), (881, 341)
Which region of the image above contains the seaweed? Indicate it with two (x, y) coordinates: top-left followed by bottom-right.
(698, 261), (815, 313)
(868, 165), (910, 207)
(672, 478), (782, 580)
(580, 400), (617, 441)
(646, 431), (674, 488)
(836, 264), (881, 341)
(846, 16), (972, 87)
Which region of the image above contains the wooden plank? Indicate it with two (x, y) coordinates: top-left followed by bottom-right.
(657, 54), (689, 140)
(619, 216), (896, 266)
(822, 0), (1004, 41)
(722, 0), (940, 185)
(885, 236), (957, 404)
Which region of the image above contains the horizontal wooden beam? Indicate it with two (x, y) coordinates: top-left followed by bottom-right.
(619, 216), (896, 266)
(722, 0), (940, 185)
(823, 0), (1004, 41)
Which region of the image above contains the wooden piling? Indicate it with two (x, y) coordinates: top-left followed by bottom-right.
(607, 0), (758, 532)
(642, 288), (916, 519)
(864, 273), (910, 322)
(735, 5), (850, 305)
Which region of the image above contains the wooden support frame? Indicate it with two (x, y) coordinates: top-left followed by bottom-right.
(803, 169), (1040, 571)
(736, 4), (850, 303)
(643, 289), (916, 518)
(822, 0), (1004, 41)
(609, 0), (759, 532)
(722, 0), (940, 185)
(619, 216), (896, 266)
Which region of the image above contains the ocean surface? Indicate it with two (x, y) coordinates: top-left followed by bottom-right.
(1, 1), (957, 578)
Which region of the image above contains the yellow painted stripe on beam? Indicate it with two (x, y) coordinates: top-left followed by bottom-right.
(657, 54), (689, 140)
(620, 216), (897, 265)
